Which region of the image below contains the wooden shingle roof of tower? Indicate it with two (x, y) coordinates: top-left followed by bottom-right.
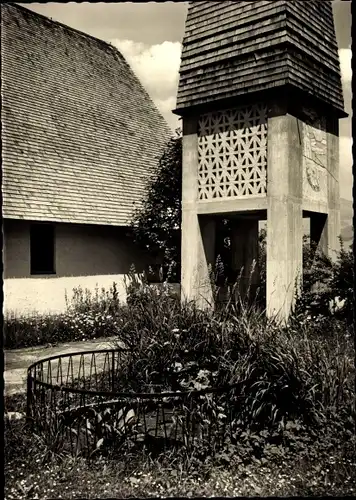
(175, 0), (346, 117)
(1, 4), (172, 226)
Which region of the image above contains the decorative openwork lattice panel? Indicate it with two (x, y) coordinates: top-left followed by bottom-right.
(197, 104), (267, 201)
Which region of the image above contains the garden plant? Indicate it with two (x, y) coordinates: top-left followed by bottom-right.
(5, 244), (355, 497)
(4, 135), (355, 497)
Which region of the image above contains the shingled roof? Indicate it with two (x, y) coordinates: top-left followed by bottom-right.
(175, 0), (345, 117)
(1, 3), (172, 226)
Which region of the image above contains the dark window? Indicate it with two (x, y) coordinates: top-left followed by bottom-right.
(30, 224), (55, 275)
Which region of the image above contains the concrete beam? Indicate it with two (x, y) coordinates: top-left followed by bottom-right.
(197, 197), (267, 215)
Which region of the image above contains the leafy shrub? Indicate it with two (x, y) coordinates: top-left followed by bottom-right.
(112, 277), (354, 472)
(256, 233), (354, 324)
(294, 240), (354, 325)
(329, 241), (354, 324)
(65, 282), (120, 316)
(4, 312), (71, 349)
(63, 283), (121, 340)
(4, 283), (121, 349)
(4, 273), (354, 492)
(117, 275), (354, 434)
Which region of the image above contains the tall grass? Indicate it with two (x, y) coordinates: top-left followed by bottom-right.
(114, 271), (354, 439)
(4, 257), (354, 497)
(108, 271), (354, 475)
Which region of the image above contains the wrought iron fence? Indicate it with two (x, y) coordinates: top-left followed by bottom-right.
(27, 348), (237, 457)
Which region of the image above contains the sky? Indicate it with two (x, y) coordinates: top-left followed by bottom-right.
(20, 1), (352, 201)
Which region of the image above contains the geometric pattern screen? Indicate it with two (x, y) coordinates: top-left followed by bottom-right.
(197, 103), (268, 200)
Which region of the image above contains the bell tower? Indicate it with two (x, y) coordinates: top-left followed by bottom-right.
(174, 1), (346, 320)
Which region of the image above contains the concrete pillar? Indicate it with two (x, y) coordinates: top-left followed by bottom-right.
(266, 105), (303, 321)
(309, 117), (340, 262)
(326, 116), (341, 261)
(230, 218), (259, 300)
(181, 116), (216, 308)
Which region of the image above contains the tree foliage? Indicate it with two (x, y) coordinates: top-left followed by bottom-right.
(131, 131), (182, 281)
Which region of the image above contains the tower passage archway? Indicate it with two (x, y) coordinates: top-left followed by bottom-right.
(174, 1), (346, 321)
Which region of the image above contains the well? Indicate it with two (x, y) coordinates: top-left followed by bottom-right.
(27, 348), (237, 457)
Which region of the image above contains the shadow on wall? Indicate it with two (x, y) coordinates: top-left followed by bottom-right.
(3, 219), (147, 279)
(3, 219), (152, 315)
